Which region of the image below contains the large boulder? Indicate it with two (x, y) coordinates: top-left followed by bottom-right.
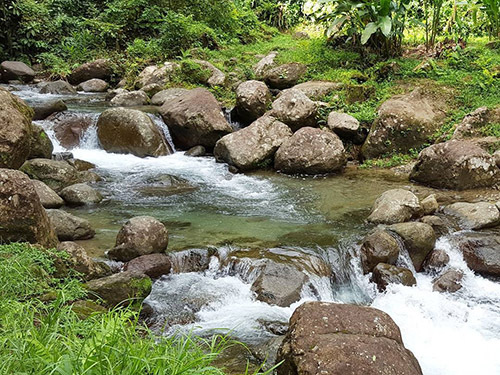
(453, 106), (500, 139)
(39, 80), (76, 95)
(0, 169), (58, 247)
(85, 271), (152, 307)
(68, 59), (112, 85)
(362, 89), (445, 159)
(31, 179), (64, 208)
(151, 88), (189, 106)
(50, 112), (94, 149)
(76, 78), (109, 92)
(360, 229), (401, 273)
(234, 80), (272, 123)
(97, 108), (171, 157)
(292, 81), (341, 100)
(251, 261), (307, 307)
(410, 140), (499, 190)
(135, 63), (179, 89)
(443, 202), (500, 230)
(110, 90), (149, 107)
(264, 63), (307, 89)
(214, 115), (292, 171)
(457, 231), (500, 277)
(107, 216), (169, 262)
(57, 241), (111, 280)
(20, 158), (80, 192)
(277, 302), (422, 375)
(59, 183), (103, 206)
(254, 51), (278, 78)
(274, 127), (346, 175)
(388, 222), (436, 272)
(159, 88), (232, 150)
(28, 124), (53, 159)
(192, 60), (226, 87)
(367, 189), (421, 224)
(271, 89), (317, 131)
(432, 268), (463, 293)
(0, 88), (34, 169)
(327, 112), (361, 141)
(46, 209), (95, 241)
(124, 253), (172, 278)
(32, 99), (67, 120)
(371, 263), (416, 291)
(0, 61), (35, 83)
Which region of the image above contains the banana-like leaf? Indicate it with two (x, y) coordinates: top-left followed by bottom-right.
(361, 22), (378, 44)
(380, 15), (392, 36)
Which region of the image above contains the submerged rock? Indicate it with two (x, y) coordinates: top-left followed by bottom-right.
(367, 189), (421, 224)
(271, 88), (317, 131)
(360, 229), (400, 273)
(274, 127), (346, 175)
(59, 183), (103, 206)
(97, 108), (171, 157)
(68, 59), (111, 85)
(0, 169), (58, 247)
(214, 115), (292, 171)
(0, 61), (35, 83)
(0, 88), (34, 169)
(46, 209), (95, 241)
(371, 263), (416, 291)
(410, 140), (500, 190)
(108, 216), (169, 262)
(362, 88), (445, 159)
(234, 80), (272, 123)
(31, 179), (64, 208)
(277, 302), (423, 375)
(58, 241), (111, 280)
(443, 202), (500, 230)
(159, 88), (232, 150)
(264, 63), (307, 89)
(433, 268), (464, 293)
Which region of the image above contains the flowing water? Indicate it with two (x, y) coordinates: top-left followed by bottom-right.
(7, 84), (500, 375)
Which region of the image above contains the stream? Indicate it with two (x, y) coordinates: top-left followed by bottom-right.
(7, 83), (500, 375)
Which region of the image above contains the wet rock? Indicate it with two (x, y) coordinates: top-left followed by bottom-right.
(292, 81), (341, 100)
(68, 159), (96, 171)
(234, 80), (272, 123)
(251, 336), (285, 370)
(362, 89), (445, 159)
(277, 302), (423, 375)
(389, 222), (436, 272)
(68, 59), (112, 85)
(124, 253), (172, 278)
(271, 89), (317, 131)
(0, 88), (34, 169)
(76, 78), (109, 92)
(1, 61), (35, 83)
(371, 263), (416, 291)
(274, 127), (346, 175)
(453, 106), (500, 139)
(138, 174), (195, 197)
(433, 268), (464, 293)
(78, 170), (102, 184)
(85, 271), (152, 307)
(458, 231), (500, 277)
(185, 145), (206, 157)
(0, 169), (58, 247)
(108, 216), (169, 262)
(192, 59), (226, 87)
(420, 194), (439, 215)
(327, 111), (361, 141)
(57, 241), (111, 280)
(360, 229), (401, 273)
(251, 260), (307, 307)
(97, 108), (171, 157)
(39, 80), (76, 95)
(20, 158), (80, 192)
(28, 124), (53, 159)
(32, 99), (67, 120)
(410, 140), (499, 190)
(135, 63), (179, 89)
(31, 179), (64, 208)
(59, 183), (103, 206)
(443, 202), (500, 230)
(264, 63), (307, 89)
(169, 248), (214, 273)
(46, 209), (95, 241)
(110, 90), (149, 106)
(105, 88), (127, 101)
(52, 152), (73, 161)
(159, 88), (232, 150)
(254, 51), (278, 78)
(50, 112), (93, 149)
(424, 249), (450, 270)
(419, 215), (450, 237)
(151, 88), (189, 106)
(368, 189), (421, 224)
(214, 115), (292, 171)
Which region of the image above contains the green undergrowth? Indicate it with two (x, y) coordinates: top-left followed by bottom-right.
(0, 243), (263, 375)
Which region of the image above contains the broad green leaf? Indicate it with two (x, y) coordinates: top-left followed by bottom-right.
(379, 0), (391, 16)
(361, 22), (378, 44)
(380, 16), (392, 36)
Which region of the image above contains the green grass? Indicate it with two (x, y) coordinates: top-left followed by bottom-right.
(0, 243), (265, 375)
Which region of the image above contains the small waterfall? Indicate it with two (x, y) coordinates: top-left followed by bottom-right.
(149, 114), (176, 151)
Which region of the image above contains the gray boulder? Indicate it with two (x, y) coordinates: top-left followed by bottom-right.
(77, 78), (109, 92)
(135, 63), (179, 88)
(110, 90), (149, 106)
(367, 189), (421, 224)
(151, 88), (188, 106)
(32, 179), (64, 208)
(0, 61), (35, 83)
(39, 80), (76, 95)
(124, 253), (172, 278)
(234, 80), (272, 123)
(271, 89), (316, 131)
(264, 63), (307, 89)
(32, 99), (67, 120)
(46, 209), (95, 241)
(68, 59), (111, 85)
(59, 183), (103, 206)
(433, 268), (464, 293)
(292, 81), (341, 100)
(443, 202), (500, 230)
(327, 111), (361, 140)
(254, 51), (278, 78)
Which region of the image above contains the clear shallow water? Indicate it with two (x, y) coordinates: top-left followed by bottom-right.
(8, 84), (500, 375)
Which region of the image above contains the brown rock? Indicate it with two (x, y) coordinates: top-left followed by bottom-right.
(57, 241), (111, 280)
(264, 63), (307, 89)
(32, 99), (67, 120)
(371, 263), (416, 291)
(46, 209), (95, 241)
(59, 183), (103, 206)
(51, 112), (94, 149)
(458, 231), (500, 277)
(124, 253), (172, 278)
(424, 249), (450, 270)
(31, 179), (64, 208)
(0, 61), (35, 83)
(20, 158), (80, 192)
(234, 80), (272, 123)
(367, 189), (421, 224)
(68, 59), (112, 85)
(271, 89), (317, 131)
(76, 78), (109, 92)
(360, 229), (401, 273)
